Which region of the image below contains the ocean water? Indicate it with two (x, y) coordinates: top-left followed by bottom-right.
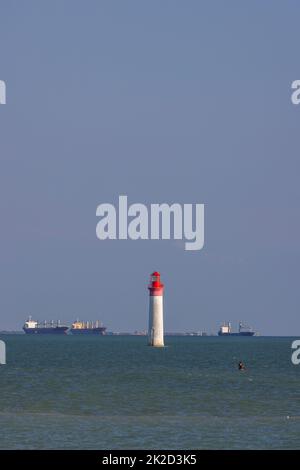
(0, 335), (299, 449)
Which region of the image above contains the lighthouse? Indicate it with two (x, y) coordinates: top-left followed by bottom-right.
(148, 271), (164, 347)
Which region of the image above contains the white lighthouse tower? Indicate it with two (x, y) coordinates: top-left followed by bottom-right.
(148, 271), (164, 347)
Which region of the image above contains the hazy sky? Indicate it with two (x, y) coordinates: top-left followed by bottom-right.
(0, 1), (300, 334)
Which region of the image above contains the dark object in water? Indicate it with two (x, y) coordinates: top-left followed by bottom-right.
(238, 361), (246, 371)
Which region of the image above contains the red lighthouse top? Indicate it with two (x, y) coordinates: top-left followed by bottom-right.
(148, 271), (164, 296)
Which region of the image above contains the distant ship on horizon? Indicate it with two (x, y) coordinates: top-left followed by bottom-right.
(22, 317), (107, 335)
(23, 316), (68, 334)
(70, 319), (106, 335)
(218, 321), (255, 337)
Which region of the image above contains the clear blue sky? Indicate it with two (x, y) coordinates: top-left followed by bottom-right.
(0, 1), (299, 334)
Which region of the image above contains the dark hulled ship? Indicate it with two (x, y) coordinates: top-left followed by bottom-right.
(23, 317), (68, 334)
(70, 320), (106, 335)
(218, 321), (255, 336)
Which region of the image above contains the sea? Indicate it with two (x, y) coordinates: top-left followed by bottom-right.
(0, 335), (299, 449)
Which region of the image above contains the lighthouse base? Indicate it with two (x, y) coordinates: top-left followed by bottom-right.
(148, 341), (165, 348)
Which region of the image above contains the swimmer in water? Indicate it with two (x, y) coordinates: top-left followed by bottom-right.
(238, 361), (246, 370)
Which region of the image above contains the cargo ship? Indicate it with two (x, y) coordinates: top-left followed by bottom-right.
(218, 321), (255, 336)
(70, 320), (106, 335)
(23, 316), (69, 334)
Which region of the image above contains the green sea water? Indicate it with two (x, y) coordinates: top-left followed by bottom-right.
(0, 335), (299, 449)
